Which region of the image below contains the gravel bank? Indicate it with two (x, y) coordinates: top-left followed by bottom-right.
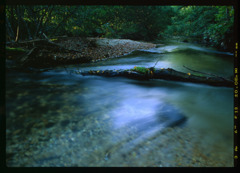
(53, 37), (156, 63)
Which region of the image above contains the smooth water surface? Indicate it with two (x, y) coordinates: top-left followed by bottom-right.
(6, 41), (234, 167)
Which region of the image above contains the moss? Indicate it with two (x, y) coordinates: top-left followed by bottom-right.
(131, 66), (152, 74)
(6, 47), (26, 52)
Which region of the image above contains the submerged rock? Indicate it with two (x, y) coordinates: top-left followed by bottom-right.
(127, 103), (187, 135)
(156, 104), (187, 128)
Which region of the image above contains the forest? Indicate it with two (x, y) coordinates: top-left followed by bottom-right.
(6, 5), (234, 52)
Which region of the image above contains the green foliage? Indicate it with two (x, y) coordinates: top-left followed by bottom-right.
(6, 5), (174, 42)
(6, 5), (234, 51)
(164, 6), (234, 51)
(113, 6), (174, 41)
(206, 6), (234, 51)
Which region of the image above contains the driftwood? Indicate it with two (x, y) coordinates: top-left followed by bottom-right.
(79, 67), (233, 87)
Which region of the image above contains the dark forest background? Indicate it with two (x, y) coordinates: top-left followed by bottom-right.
(5, 6), (235, 52)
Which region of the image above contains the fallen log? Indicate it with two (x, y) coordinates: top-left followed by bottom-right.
(79, 67), (233, 87)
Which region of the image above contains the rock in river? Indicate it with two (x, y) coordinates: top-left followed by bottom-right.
(128, 103), (187, 134)
(156, 104), (187, 128)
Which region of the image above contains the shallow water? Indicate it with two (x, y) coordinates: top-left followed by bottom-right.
(6, 41), (234, 167)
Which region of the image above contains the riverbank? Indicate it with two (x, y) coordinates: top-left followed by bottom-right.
(6, 37), (156, 68)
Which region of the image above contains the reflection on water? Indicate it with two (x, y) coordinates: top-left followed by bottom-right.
(6, 41), (234, 167)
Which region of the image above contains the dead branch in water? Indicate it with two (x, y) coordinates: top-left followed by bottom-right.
(183, 65), (233, 82)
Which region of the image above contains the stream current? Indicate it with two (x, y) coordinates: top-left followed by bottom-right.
(6, 41), (234, 167)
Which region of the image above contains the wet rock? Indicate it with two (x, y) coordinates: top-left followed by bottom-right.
(157, 104), (187, 128)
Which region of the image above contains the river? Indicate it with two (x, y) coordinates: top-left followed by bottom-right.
(6, 41), (234, 167)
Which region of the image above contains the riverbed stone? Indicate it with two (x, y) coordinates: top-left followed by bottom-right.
(157, 104), (187, 128)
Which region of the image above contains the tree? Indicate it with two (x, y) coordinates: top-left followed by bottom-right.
(6, 5), (233, 51)
(164, 6), (234, 51)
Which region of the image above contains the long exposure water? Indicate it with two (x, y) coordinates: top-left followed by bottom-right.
(6, 41), (234, 167)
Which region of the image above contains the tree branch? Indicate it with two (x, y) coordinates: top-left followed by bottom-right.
(34, 6), (49, 38)
(183, 65), (233, 82)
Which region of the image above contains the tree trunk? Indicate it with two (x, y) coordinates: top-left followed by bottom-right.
(14, 6), (21, 42)
(15, 25), (19, 42)
(79, 68), (233, 88)
(5, 15), (15, 41)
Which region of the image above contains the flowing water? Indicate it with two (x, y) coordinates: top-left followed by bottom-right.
(6, 41), (234, 167)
